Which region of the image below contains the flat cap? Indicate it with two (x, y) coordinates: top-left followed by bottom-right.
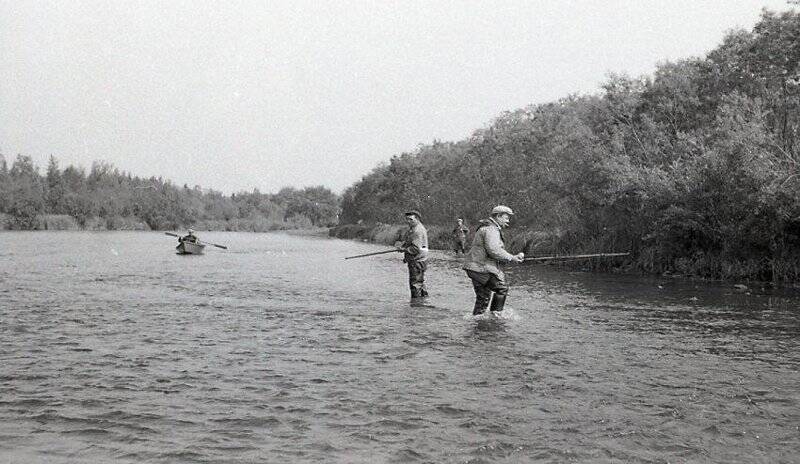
(491, 205), (514, 215)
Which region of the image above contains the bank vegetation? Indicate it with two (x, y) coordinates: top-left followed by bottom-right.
(335, 9), (800, 282)
(0, 156), (340, 232)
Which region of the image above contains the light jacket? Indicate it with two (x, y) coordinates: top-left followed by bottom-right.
(403, 223), (429, 263)
(462, 218), (515, 279)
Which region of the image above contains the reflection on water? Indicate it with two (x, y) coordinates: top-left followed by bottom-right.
(1, 231), (799, 463)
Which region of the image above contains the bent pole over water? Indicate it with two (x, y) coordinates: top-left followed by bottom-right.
(344, 249), (401, 260)
(522, 252), (630, 262)
(164, 232), (228, 249)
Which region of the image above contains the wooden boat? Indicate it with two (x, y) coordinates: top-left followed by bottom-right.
(176, 240), (206, 255)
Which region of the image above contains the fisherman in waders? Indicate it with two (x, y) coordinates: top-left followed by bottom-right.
(180, 229), (198, 243)
(452, 218), (469, 254)
(463, 205), (525, 315)
(395, 210), (429, 299)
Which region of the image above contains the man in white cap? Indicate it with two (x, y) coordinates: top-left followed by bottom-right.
(462, 205), (525, 315)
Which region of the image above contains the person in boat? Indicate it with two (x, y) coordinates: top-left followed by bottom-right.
(180, 229), (198, 244)
(452, 218), (469, 254)
(394, 210), (429, 299)
(463, 205), (525, 315)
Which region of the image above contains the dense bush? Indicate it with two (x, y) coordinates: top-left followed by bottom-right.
(41, 215), (80, 230)
(338, 9), (800, 282)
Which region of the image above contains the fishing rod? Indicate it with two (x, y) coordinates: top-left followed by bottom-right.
(164, 232), (228, 249)
(522, 252), (629, 262)
(344, 248), (402, 260)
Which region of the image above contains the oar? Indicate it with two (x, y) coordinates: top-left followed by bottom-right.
(199, 240), (227, 250)
(523, 252), (629, 262)
(164, 232), (228, 249)
(344, 248), (401, 260)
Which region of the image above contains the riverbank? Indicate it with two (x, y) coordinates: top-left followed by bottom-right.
(0, 213), (327, 233)
(0, 214), (151, 231)
(329, 223), (787, 287)
(281, 228), (330, 237)
(329, 224), (800, 289)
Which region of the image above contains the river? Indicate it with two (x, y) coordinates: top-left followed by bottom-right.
(1, 231), (798, 463)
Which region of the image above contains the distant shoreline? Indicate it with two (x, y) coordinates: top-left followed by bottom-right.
(327, 222), (799, 288)
(0, 213), (334, 234)
(0, 226), (332, 235)
(278, 228), (330, 237)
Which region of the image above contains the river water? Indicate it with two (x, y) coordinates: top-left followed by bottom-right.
(1, 231), (798, 463)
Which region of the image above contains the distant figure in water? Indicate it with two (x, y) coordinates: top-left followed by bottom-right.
(463, 205), (524, 315)
(452, 218), (469, 254)
(395, 210), (429, 299)
(180, 229), (198, 244)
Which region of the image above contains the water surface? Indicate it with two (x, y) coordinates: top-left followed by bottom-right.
(1, 231), (798, 463)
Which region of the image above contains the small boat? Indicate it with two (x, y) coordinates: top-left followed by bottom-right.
(176, 240), (206, 255)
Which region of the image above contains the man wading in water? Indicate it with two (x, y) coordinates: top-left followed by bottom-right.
(463, 205), (525, 315)
(395, 210), (429, 299)
(452, 218), (469, 254)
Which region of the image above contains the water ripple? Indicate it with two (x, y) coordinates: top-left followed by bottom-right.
(1, 231), (799, 463)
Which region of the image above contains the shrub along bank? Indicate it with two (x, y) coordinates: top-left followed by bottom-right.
(336, 9), (800, 282)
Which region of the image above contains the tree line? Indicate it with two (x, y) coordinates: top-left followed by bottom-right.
(338, 9), (800, 282)
(0, 156), (340, 231)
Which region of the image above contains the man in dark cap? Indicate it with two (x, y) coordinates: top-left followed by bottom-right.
(463, 205), (524, 315)
(180, 228), (198, 243)
(395, 210), (429, 299)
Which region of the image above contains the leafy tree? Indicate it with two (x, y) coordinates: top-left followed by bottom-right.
(0, 154), (9, 213)
(7, 155), (45, 228)
(338, 7), (800, 281)
(45, 155), (67, 213)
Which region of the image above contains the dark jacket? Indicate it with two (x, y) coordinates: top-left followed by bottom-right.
(181, 234), (198, 243)
(452, 224), (468, 241)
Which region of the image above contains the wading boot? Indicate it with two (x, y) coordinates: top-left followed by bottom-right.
(489, 293), (506, 314)
(472, 296), (490, 315)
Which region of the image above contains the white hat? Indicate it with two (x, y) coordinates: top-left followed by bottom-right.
(188, 228), (195, 233)
(491, 205), (514, 215)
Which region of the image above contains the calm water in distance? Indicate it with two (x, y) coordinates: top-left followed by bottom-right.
(1, 231), (799, 463)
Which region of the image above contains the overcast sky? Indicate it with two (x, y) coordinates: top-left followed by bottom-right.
(1, 1), (794, 194)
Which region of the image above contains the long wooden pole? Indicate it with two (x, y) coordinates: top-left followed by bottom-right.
(523, 252), (629, 262)
(164, 232), (228, 249)
(344, 249), (400, 260)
